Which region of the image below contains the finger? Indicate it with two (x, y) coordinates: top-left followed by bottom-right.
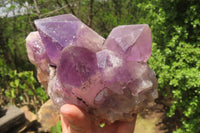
(60, 104), (91, 133)
(61, 114), (69, 133)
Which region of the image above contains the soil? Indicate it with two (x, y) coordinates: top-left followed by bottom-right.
(135, 97), (182, 133)
(135, 103), (166, 133)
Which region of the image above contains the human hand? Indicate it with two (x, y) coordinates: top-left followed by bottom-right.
(60, 104), (137, 133)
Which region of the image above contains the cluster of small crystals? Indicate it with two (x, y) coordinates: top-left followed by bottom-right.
(26, 14), (158, 124)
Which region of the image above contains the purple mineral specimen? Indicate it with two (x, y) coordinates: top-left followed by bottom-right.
(26, 14), (158, 124)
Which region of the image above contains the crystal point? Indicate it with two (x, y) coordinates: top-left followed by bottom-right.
(104, 24), (152, 62)
(34, 14), (104, 65)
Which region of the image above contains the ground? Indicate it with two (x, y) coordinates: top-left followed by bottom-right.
(135, 96), (182, 133)
(135, 104), (166, 133)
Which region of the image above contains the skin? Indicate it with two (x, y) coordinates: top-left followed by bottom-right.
(60, 104), (137, 133)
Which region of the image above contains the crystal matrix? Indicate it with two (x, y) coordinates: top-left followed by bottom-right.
(26, 14), (158, 124)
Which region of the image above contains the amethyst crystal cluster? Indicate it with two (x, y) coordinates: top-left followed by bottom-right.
(26, 14), (158, 124)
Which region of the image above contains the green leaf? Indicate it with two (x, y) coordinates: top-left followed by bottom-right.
(51, 121), (62, 133)
(15, 79), (20, 87)
(28, 90), (34, 96)
(11, 89), (16, 99)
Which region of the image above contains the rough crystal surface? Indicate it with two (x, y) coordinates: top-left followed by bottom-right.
(26, 14), (158, 124)
(26, 31), (50, 89)
(26, 31), (49, 66)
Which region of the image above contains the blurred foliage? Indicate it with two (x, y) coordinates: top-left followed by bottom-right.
(144, 1), (200, 132)
(0, 13), (48, 112)
(0, 57), (48, 112)
(0, 0), (200, 132)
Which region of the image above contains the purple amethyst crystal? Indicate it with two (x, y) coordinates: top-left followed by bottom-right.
(57, 45), (98, 88)
(34, 14), (104, 65)
(26, 31), (49, 67)
(104, 24), (152, 62)
(26, 14), (158, 124)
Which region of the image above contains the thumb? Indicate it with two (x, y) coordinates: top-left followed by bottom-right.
(60, 104), (91, 133)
